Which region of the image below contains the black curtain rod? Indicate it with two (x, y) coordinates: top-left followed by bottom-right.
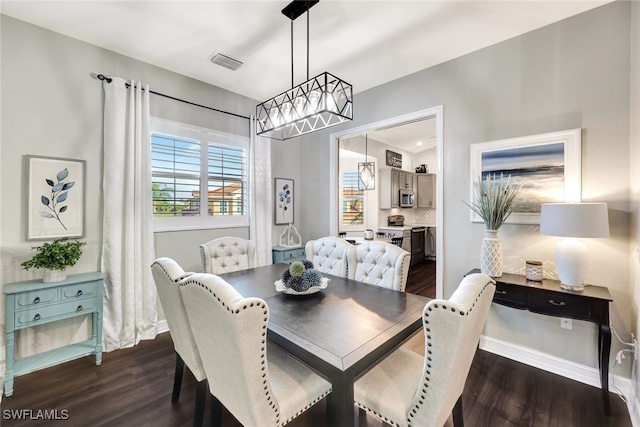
(96, 74), (251, 121)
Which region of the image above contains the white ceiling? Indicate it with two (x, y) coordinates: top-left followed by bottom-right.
(342, 118), (437, 154)
(1, 0), (613, 104)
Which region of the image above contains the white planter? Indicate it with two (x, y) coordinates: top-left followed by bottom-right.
(43, 268), (67, 283)
(480, 230), (502, 277)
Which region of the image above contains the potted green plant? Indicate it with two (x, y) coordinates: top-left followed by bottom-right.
(21, 237), (86, 283)
(463, 173), (524, 277)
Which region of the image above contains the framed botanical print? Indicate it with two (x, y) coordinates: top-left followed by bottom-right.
(26, 155), (85, 240)
(274, 178), (294, 225)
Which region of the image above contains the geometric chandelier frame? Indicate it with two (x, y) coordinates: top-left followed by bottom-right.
(256, 0), (353, 140)
(256, 71), (353, 140)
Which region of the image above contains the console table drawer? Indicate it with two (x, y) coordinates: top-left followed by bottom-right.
(272, 246), (306, 264)
(15, 298), (97, 328)
(15, 288), (58, 308)
(528, 291), (590, 317)
(493, 282), (527, 306)
(62, 282), (98, 300)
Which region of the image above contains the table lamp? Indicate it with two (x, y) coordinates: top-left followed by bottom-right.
(540, 203), (609, 291)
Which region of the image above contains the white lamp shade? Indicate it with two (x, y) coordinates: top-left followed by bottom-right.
(540, 202), (609, 290)
(540, 203), (609, 238)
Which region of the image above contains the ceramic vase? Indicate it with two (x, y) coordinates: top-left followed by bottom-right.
(480, 230), (502, 277)
(43, 268), (67, 283)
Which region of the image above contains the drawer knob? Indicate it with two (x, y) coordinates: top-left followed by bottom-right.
(76, 290), (83, 297)
(76, 305), (83, 312)
(33, 313), (41, 321)
(33, 297), (40, 304)
(548, 299), (566, 307)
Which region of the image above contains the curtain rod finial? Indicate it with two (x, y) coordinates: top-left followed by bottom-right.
(93, 73), (112, 83)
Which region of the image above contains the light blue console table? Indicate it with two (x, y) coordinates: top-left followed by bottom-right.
(272, 246), (306, 264)
(4, 272), (104, 396)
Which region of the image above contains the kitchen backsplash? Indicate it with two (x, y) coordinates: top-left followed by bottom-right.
(378, 207), (436, 226)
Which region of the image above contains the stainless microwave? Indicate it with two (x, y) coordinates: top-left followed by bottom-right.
(399, 190), (414, 208)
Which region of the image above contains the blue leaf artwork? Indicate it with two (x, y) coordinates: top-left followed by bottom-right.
(40, 168), (74, 230)
(278, 182), (291, 220)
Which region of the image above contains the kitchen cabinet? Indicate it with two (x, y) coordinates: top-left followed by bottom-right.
(417, 174), (436, 208)
(380, 168), (414, 209)
(398, 171), (413, 190)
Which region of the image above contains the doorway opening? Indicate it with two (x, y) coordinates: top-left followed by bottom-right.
(329, 106), (444, 298)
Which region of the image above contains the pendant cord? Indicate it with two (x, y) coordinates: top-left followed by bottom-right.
(306, 5), (310, 81)
(365, 134), (368, 162)
(291, 20), (294, 88)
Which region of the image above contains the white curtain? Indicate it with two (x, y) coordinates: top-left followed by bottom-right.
(101, 77), (158, 352)
(250, 117), (273, 266)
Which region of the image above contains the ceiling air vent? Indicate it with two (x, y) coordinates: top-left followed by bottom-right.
(210, 53), (243, 71)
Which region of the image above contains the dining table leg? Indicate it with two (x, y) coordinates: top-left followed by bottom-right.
(327, 369), (355, 427)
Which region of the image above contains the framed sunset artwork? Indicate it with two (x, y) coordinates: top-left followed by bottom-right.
(469, 128), (581, 225)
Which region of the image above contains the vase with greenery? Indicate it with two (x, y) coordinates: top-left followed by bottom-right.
(463, 173), (525, 277)
(21, 237), (86, 283)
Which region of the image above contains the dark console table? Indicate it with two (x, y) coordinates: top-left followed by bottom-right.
(469, 269), (613, 415)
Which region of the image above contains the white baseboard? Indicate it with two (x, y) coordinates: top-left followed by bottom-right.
(480, 335), (633, 405)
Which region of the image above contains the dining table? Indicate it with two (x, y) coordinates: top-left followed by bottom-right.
(217, 263), (431, 427)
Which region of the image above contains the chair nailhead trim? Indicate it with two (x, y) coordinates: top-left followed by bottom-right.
(179, 278), (282, 423)
(405, 278), (495, 424)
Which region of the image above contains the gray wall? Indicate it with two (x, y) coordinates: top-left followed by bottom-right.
(0, 16), (263, 357)
(298, 1), (633, 373)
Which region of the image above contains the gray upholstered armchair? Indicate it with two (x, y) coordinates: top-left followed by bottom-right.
(150, 257), (207, 427)
(354, 273), (496, 427)
(304, 236), (351, 277)
(345, 241), (411, 292)
(200, 236), (256, 274)
(179, 273), (332, 427)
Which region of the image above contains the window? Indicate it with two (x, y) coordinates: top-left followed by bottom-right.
(342, 171), (363, 226)
(151, 118), (249, 230)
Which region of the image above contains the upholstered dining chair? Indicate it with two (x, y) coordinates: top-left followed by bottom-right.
(305, 236), (351, 277)
(200, 236), (256, 274)
(354, 273), (496, 427)
(345, 241), (411, 292)
(150, 257), (207, 427)
(179, 273), (332, 427)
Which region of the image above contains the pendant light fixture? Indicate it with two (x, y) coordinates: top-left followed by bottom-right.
(256, 0), (353, 140)
(358, 134), (375, 190)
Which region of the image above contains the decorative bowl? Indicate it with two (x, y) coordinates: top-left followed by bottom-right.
(274, 277), (330, 295)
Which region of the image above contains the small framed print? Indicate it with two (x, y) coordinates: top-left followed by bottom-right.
(274, 178), (294, 225)
(26, 155), (85, 240)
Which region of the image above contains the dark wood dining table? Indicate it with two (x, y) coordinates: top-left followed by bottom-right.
(218, 263), (431, 427)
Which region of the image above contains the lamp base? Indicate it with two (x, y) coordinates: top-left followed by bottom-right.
(560, 283), (585, 292)
(555, 238), (588, 292)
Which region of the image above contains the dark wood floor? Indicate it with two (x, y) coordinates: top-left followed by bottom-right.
(1, 260), (632, 426)
(406, 259), (437, 298)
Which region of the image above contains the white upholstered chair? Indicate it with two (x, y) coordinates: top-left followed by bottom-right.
(150, 257), (207, 427)
(304, 236), (351, 277)
(179, 273), (332, 427)
(354, 273), (496, 427)
(345, 241), (411, 292)
(200, 236), (256, 274)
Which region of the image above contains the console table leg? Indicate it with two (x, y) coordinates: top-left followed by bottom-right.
(600, 324), (612, 416)
(5, 330), (14, 397)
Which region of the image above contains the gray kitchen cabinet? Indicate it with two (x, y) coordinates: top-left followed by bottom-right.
(380, 168), (415, 209)
(417, 174), (436, 208)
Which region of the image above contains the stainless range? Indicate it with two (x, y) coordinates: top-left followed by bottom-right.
(378, 215), (426, 266)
